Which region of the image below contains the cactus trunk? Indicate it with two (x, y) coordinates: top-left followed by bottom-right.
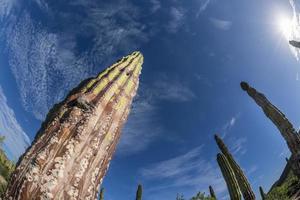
(4, 52), (143, 200)
(240, 81), (300, 178)
(217, 153), (241, 200)
(215, 135), (255, 200)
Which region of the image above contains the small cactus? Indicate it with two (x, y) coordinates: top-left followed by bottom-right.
(136, 184), (143, 200)
(100, 188), (104, 200)
(209, 185), (217, 199)
(217, 153), (241, 200)
(259, 186), (266, 200)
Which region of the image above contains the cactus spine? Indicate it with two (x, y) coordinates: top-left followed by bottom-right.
(136, 184), (143, 200)
(215, 135), (255, 200)
(209, 185), (217, 199)
(259, 186), (266, 200)
(217, 153), (241, 200)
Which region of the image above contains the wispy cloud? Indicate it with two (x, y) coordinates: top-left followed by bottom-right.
(150, 0), (161, 13)
(246, 165), (258, 176)
(195, 74), (213, 87)
(117, 89), (161, 155)
(278, 147), (290, 158)
(167, 7), (185, 33)
(196, 0), (211, 18)
(3, 0), (148, 120)
(229, 137), (247, 156)
(218, 115), (247, 156)
(118, 77), (195, 156)
(210, 18), (232, 31)
(0, 0), (15, 18)
(221, 115), (238, 138)
(153, 76), (196, 102)
(0, 86), (30, 160)
(140, 146), (226, 196)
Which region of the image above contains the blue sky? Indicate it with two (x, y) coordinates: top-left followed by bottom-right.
(1, 0), (300, 199)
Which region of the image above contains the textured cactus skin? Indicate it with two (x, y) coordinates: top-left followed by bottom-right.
(209, 185), (217, 199)
(136, 184), (143, 200)
(259, 186), (266, 200)
(240, 81), (300, 178)
(4, 52), (143, 200)
(215, 135), (255, 200)
(217, 153), (241, 200)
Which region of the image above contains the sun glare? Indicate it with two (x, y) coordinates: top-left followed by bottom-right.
(278, 15), (293, 39)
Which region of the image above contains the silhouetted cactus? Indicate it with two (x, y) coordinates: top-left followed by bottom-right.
(100, 188), (104, 200)
(217, 153), (241, 200)
(215, 135), (255, 200)
(136, 184), (143, 200)
(209, 185), (217, 199)
(259, 186), (266, 200)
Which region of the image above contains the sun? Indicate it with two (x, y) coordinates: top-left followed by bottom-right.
(278, 15), (293, 39)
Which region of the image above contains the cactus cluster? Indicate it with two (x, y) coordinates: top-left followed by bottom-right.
(215, 135), (255, 200)
(214, 134), (258, 200)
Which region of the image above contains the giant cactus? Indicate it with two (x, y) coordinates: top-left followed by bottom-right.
(4, 52), (143, 199)
(215, 135), (255, 200)
(217, 153), (241, 200)
(240, 81), (300, 178)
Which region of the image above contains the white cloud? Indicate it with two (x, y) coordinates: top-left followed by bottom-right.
(196, 0), (211, 18)
(150, 0), (161, 13)
(278, 147), (290, 158)
(0, 86), (30, 160)
(140, 146), (227, 196)
(118, 77), (195, 156)
(195, 74), (213, 87)
(117, 91), (161, 155)
(3, 0), (148, 120)
(153, 76), (196, 102)
(246, 165), (258, 176)
(210, 18), (232, 31)
(0, 0), (15, 18)
(167, 7), (185, 33)
(221, 115), (238, 138)
(230, 137), (247, 156)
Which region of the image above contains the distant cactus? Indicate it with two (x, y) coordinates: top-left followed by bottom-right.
(100, 188), (104, 200)
(259, 186), (266, 200)
(209, 185), (217, 199)
(176, 193), (185, 200)
(217, 153), (241, 200)
(136, 184), (143, 200)
(215, 135), (255, 200)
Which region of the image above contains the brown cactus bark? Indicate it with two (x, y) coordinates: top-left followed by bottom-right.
(4, 51), (143, 200)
